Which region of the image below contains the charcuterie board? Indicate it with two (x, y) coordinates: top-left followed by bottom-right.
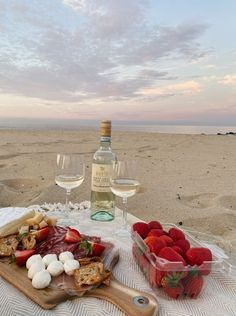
(0, 259), (68, 309)
(0, 251), (159, 316)
(0, 210), (159, 316)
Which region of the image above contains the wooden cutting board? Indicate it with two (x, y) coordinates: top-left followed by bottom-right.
(0, 256), (159, 316)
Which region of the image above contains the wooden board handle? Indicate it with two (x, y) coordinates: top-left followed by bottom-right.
(85, 279), (159, 316)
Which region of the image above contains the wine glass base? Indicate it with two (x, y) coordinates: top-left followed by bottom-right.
(57, 216), (79, 227)
(113, 226), (131, 238)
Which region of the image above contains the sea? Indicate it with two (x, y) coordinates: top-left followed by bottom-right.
(0, 118), (235, 135)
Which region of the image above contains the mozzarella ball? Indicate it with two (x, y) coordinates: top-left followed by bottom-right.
(59, 251), (74, 263)
(32, 270), (51, 289)
(64, 260), (80, 276)
(42, 254), (58, 267)
(47, 260), (64, 277)
(28, 261), (45, 279)
(26, 254), (42, 270)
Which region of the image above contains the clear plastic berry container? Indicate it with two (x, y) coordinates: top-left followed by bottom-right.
(132, 223), (236, 299)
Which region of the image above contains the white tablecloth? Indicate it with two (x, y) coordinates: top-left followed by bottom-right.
(0, 203), (236, 316)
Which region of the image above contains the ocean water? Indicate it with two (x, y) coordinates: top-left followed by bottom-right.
(113, 124), (236, 135)
(0, 118), (235, 135)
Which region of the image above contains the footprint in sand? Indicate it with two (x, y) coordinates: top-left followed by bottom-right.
(218, 195), (236, 211)
(138, 145), (157, 152)
(0, 179), (45, 207)
(0, 178), (42, 192)
(0, 154), (20, 160)
(0, 164), (8, 169)
(178, 193), (218, 209)
(183, 213), (236, 238)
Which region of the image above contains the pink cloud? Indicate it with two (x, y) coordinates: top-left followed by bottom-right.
(138, 81), (203, 96)
(220, 74), (236, 85)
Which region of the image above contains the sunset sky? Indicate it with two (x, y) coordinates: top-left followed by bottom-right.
(0, 0), (236, 124)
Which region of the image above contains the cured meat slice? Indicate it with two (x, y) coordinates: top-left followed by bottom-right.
(35, 226), (105, 258)
(36, 226), (74, 256)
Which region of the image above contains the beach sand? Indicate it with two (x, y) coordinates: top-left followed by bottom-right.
(0, 129), (236, 245)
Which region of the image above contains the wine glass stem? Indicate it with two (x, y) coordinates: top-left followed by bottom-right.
(65, 190), (71, 210)
(122, 197), (128, 229)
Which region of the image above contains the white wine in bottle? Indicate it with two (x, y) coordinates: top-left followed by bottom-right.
(90, 120), (116, 221)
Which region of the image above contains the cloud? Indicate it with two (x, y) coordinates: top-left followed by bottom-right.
(0, 0), (209, 104)
(63, 0), (149, 38)
(138, 81), (202, 96)
(203, 64), (217, 69)
(220, 74), (236, 85)
(139, 69), (178, 81)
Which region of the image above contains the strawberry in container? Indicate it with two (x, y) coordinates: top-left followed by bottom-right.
(132, 220), (215, 299)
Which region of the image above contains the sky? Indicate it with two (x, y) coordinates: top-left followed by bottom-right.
(0, 0), (236, 125)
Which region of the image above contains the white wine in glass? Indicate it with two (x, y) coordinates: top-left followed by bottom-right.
(55, 154), (85, 225)
(110, 179), (140, 198)
(55, 175), (84, 191)
(110, 161), (140, 236)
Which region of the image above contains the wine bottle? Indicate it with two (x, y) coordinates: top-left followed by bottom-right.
(90, 120), (116, 221)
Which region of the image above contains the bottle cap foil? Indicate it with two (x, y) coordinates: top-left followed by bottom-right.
(100, 120), (111, 137)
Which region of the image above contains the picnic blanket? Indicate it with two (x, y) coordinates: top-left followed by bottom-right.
(0, 202), (235, 316)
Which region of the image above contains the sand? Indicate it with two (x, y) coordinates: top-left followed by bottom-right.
(0, 129), (236, 246)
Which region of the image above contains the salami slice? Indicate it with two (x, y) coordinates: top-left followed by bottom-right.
(35, 226), (106, 259)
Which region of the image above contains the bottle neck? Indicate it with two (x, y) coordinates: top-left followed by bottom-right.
(100, 136), (111, 148)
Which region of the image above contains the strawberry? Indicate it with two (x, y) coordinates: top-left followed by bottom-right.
(174, 239), (190, 254)
(169, 227), (185, 241)
(158, 247), (186, 265)
(147, 229), (166, 238)
(161, 274), (184, 299)
(158, 235), (174, 246)
(139, 253), (150, 271)
(79, 240), (105, 257)
(184, 274), (204, 298)
(166, 270), (188, 281)
(164, 283), (184, 299)
(13, 249), (36, 266)
(154, 268), (165, 287)
(149, 265), (158, 288)
(199, 261), (212, 276)
(144, 236), (166, 256)
(33, 227), (50, 242)
(133, 244), (150, 272)
(172, 245), (184, 256)
(132, 222), (150, 239)
(91, 243), (106, 256)
(186, 247), (212, 266)
(64, 228), (81, 243)
(147, 220), (163, 230)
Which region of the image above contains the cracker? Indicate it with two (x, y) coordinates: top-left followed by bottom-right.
(22, 234), (36, 250)
(0, 236), (19, 256)
(74, 262), (111, 289)
(78, 257), (101, 266)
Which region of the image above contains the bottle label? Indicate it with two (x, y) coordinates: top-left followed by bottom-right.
(100, 136), (111, 142)
(91, 163), (112, 192)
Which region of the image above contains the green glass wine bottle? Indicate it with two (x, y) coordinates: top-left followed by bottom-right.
(90, 120), (116, 221)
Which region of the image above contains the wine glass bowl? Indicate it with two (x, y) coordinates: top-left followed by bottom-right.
(55, 154), (85, 224)
(110, 160), (140, 236)
(110, 178), (140, 199)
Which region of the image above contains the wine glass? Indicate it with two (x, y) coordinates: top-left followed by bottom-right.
(110, 160), (140, 236)
(55, 154), (85, 225)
